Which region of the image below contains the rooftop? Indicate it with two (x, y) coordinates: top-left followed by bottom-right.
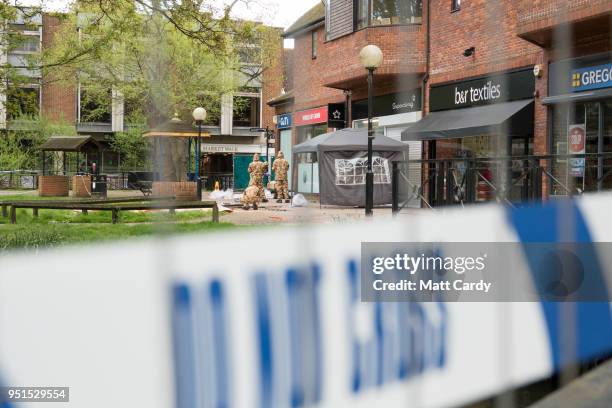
(283, 2), (325, 38)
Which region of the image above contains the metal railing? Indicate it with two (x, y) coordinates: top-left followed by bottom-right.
(391, 152), (612, 213)
(0, 170), (38, 190)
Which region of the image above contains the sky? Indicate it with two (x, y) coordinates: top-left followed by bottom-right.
(20, 0), (323, 29)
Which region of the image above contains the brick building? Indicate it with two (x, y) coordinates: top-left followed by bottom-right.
(268, 0), (612, 204)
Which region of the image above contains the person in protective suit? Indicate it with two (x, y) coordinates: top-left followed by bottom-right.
(241, 185), (260, 210)
(272, 151), (290, 203)
(248, 153), (268, 203)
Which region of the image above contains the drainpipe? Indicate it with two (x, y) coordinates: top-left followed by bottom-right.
(422, 0), (431, 117)
(422, 0), (432, 203)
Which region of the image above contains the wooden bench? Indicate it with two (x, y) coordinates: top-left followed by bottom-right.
(7, 200), (219, 225)
(1, 196), (175, 219)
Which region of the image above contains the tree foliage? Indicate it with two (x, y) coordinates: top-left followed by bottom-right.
(110, 124), (151, 171)
(0, 115), (76, 170)
(39, 0), (277, 126)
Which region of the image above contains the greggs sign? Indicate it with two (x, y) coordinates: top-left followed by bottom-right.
(295, 106), (328, 126)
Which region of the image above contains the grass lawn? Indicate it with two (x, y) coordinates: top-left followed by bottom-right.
(0, 206), (236, 251)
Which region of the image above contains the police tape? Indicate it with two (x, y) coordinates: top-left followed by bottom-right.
(0, 196), (611, 408)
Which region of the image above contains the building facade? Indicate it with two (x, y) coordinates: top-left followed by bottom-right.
(2, 10), (282, 190)
(268, 0), (612, 204)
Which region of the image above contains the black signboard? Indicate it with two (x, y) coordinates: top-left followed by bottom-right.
(327, 103), (346, 128)
(429, 69), (535, 112)
(352, 90), (421, 121)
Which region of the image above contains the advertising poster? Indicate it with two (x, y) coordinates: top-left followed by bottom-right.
(568, 124), (586, 177)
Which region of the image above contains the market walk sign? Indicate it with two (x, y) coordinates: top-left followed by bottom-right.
(429, 68), (535, 112)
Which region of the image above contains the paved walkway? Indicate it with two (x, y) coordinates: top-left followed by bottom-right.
(0, 189), (426, 225)
(212, 195), (424, 225)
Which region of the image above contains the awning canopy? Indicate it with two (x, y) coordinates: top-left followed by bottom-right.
(40, 136), (101, 152)
(401, 99), (534, 142)
(293, 128), (410, 154)
(142, 115), (211, 138)
(542, 88), (612, 105)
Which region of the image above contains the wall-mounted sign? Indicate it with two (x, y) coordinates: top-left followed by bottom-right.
(295, 106), (328, 127)
(352, 90), (421, 120)
(202, 144), (239, 153)
(548, 53), (612, 96)
(429, 69), (535, 112)
(327, 103), (346, 129)
(277, 113), (292, 129)
(571, 63), (612, 92)
(568, 124), (586, 177)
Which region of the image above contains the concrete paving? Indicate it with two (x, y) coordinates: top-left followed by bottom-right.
(0, 189), (427, 225)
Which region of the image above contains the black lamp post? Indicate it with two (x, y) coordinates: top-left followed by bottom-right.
(359, 45), (383, 216)
(192, 107), (207, 200)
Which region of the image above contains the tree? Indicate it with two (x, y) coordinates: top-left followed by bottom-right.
(39, 0), (278, 181)
(110, 123), (151, 171)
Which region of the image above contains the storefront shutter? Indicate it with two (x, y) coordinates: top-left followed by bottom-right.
(386, 127), (422, 208)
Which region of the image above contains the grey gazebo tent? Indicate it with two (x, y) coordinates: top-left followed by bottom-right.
(293, 128), (409, 206)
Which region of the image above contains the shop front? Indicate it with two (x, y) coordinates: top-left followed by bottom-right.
(545, 52), (612, 196)
(402, 69), (536, 205)
(200, 143), (272, 190)
(352, 90), (422, 206)
(294, 106), (329, 194)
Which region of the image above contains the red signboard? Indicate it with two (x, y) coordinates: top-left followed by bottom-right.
(294, 106), (328, 126)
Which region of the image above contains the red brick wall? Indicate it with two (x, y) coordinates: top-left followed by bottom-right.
(516, 0), (612, 38)
(428, 0), (542, 86)
(290, 26), (345, 112)
(39, 175), (69, 197)
(289, 24), (425, 111)
(262, 29), (285, 132)
(41, 14), (77, 124)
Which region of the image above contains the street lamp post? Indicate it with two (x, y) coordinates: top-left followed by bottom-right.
(250, 125), (274, 187)
(359, 45), (383, 216)
(192, 107), (207, 200)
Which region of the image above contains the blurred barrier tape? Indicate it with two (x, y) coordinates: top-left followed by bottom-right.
(1, 195), (612, 408)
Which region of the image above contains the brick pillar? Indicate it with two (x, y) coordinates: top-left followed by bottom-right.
(39, 175), (69, 197)
(534, 51), (550, 199)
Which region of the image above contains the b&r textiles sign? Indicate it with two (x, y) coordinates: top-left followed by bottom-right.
(429, 69), (535, 112)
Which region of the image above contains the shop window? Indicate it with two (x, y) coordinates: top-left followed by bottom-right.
(6, 86), (39, 119)
(352, 118), (384, 137)
(335, 156), (390, 185)
(297, 124), (327, 163)
(356, 0), (422, 29)
(233, 95), (260, 127)
(80, 88), (112, 123)
(451, 0), (461, 12)
(551, 101), (612, 195)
